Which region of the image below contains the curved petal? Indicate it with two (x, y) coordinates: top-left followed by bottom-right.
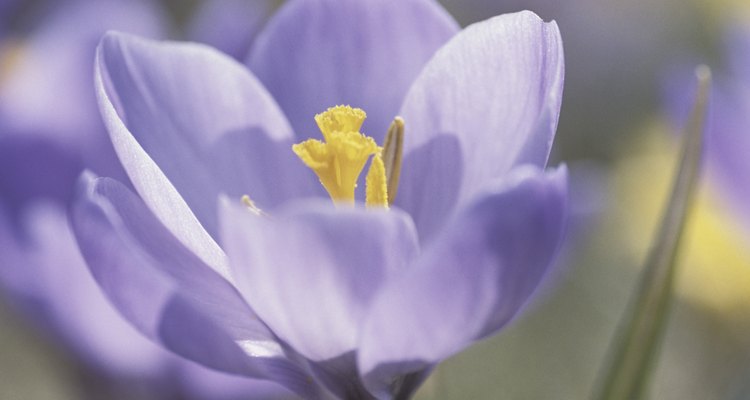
(396, 11), (565, 241)
(222, 199), (419, 397)
(95, 32), (317, 273)
(247, 0), (459, 143)
(359, 166), (568, 398)
(187, 0), (272, 60)
(70, 174), (323, 398)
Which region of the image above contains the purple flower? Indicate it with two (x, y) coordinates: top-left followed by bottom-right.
(666, 23), (750, 238)
(0, 1), (291, 398)
(707, 25), (750, 234)
(72, 1), (568, 398)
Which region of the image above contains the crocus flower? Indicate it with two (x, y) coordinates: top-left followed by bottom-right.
(0, 0), (291, 398)
(72, 1), (568, 398)
(705, 24), (750, 236)
(666, 22), (750, 239)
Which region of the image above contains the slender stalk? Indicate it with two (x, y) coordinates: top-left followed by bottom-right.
(593, 66), (711, 400)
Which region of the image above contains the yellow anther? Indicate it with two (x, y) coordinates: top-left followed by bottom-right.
(241, 195), (266, 216)
(314, 105), (366, 142)
(293, 106), (403, 208)
(366, 154), (388, 208)
(382, 117), (404, 205)
(292, 130), (379, 204)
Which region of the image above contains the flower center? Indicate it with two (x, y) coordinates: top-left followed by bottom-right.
(292, 105), (403, 208)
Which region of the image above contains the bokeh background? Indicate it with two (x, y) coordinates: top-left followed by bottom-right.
(2, 0), (750, 399)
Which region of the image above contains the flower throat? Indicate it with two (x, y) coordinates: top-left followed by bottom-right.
(292, 105), (403, 208)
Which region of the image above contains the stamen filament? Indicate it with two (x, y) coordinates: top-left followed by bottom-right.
(382, 117), (404, 205)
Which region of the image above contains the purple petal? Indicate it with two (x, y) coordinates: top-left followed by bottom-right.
(247, 0), (459, 142)
(0, 135), (81, 214)
(359, 166), (568, 397)
(187, 0), (272, 60)
(396, 11), (565, 241)
(222, 200), (419, 396)
(70, 174), (322, 398)
(95, 31), (320, 278)
(178, 361), (296, 400)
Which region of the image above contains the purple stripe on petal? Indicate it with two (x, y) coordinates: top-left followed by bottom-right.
(247, 0), (459, 143)
(359, 166), (568, 397)
(396, 11), (564, 241)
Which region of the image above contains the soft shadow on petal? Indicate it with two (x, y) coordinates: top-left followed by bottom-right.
(222, 199), (419, 397)
(396, 11), (564, 238)
(95, 32), (310, 270)
(359, 166), (568, 398)
(393, 133), (462, 244)
(0, 136), (81, 215)
(206, 127), (325, 212)
(247, 0), (459, 142)
(70, 174), (322, 398)
(187, 0), (272, 60)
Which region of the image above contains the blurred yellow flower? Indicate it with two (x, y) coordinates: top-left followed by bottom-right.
(614, 119), (750, 316)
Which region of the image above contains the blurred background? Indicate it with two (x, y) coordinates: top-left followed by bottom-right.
(1, 0), (750, 399)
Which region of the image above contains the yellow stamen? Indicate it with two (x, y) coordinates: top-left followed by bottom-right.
(366, 154), (388, 208)
(314, 105), (366, 142)
(241, 195), (266, 216)
(382, 117), (404, 205)
(293, 106), (403, 207)
(292, 130), (379, 203)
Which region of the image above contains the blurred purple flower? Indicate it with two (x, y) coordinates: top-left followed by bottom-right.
(72, 1), (568, 398)
(0, 0), (290, 398)
(0, 0), (166, 210)
(665, 23), (750, 237)
(708, 25), (750, 233)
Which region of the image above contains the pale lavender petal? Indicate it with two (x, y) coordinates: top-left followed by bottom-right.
(70, 174), (322, 398)
(396, 11), (564, 241)
(222, 200), (419, 397)
(247, 0), (459, 142)
(187, 0), (272, 60)
(359, 166), (568, 397)
(95, 32), (320, 278)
